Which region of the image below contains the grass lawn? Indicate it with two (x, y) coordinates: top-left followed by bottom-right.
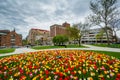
(88, 50), (120, 59)
(32, 44), (86, 50)
(0, 48), (15, 54)
(93, 44), (120, 48)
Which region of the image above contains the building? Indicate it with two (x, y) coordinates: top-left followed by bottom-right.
(81, 28), (113, 44)
(27, 28), (50, 45)
(0, 30), (22, 47)
(50, 22), (70, 37)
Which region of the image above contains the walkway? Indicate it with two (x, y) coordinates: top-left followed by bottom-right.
(82, 44), (120, 52)
(0, 47), (37, 57)
(0, 45), (120, 57)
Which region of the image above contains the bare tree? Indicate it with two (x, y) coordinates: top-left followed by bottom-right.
(89, 0), (118, 45)
(76, 21), (91, 44)
(109, 12), (120, 42)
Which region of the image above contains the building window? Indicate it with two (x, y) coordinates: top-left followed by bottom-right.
(11, 34), (15, 39)
(11, 34), (15, 44)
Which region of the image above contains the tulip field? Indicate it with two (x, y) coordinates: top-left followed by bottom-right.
(0, 50), (120, 80)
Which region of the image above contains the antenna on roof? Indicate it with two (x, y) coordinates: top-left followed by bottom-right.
(13, 27), (15, 32)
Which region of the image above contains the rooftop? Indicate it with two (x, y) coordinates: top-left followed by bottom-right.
(31, 28), (49, 32)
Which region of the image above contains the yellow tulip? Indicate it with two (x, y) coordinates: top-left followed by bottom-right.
(87, 77), (93, 80)
(104, 71), (108, 74)
(98, 74), (104, 78)
(40, 71), (42, 74)
(9, 77), (13, 80)
(91, 72), (95, 76)
(110, 72), (115, 77)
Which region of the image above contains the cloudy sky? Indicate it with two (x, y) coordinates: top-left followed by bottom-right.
(0, 0), (120, 39)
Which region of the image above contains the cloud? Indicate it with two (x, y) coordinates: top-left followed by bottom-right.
(0, 0), (120, 39)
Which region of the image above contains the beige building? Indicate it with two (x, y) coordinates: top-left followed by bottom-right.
(27, 28), (50, 45)
(81, 28), (113, 44)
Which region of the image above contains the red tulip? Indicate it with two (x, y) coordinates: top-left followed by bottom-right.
(28, 65), (32, 69)
(101, 77), (105, 80)
(19, 68), (23, 74)
(0, 71), (2, 74)
(40, 78), (44, 80)
(59, 72), (63, 77)
(115, 78), (120, 80)
(4, 66), (7, 70)
(59, 78), (63, 80)
(71, 71), (75, 75)
(64, 77), (69, 80)
(117, 73), (120, 78)
(94, 65), (97, 70)
(65, 69), (68, 73)
(8, 71), (12, 75)
(45, 70), (49, 75)
(20, 75), (26, 80)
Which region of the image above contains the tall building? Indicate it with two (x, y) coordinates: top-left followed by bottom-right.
(0, 30), (22, 47)
(27, 28), (50, 45)
(81, 28), (113, 43)
(50, 22), (70, 37)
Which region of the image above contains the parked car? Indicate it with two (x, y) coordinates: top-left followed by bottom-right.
(11, 46), (20, 48)
(0, 46), (6, 49)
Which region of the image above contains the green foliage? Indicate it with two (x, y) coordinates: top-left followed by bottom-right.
(96, 29), (104, 40)
(52, 35), (69, 45)
(22, 39), (28, 45)
(67, 25), (80, 40)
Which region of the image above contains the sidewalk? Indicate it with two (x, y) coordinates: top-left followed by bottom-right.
(0, 45), (120, 57)
(82, 44), (120, 52)
(0, 47), (37, 57)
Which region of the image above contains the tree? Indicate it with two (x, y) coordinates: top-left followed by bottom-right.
(22, 39), (28, 46)
(35, 40), (40, 45)
(89, 0), (118, 45)
(96, 29), (104, 43)
(76, 21), (91, 44)
(109, 13), (120, 42)
(52, 35), (68, 46)
(67, 25), (80, 45)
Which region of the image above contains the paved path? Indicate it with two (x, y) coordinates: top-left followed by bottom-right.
(0, 45), (120, 57)
(0, 47), (37, 57)
(82, 44), (120, 52)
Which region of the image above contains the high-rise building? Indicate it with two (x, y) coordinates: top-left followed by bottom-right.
(50, 22), (70, 37)
(0, 30), (22, 47)
(27, 28), (50, 45)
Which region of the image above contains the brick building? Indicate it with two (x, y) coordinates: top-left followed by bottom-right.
(27, 28), (50, 45)
(0, 30), (22, 47)
(50, 22), (70, 37)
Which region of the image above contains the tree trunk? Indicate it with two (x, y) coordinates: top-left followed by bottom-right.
(104, 6), (110, 45)
(78, 39), (81, 46)
(105, 27), (110, 45)
(74, 39), (75, 44)
(114, 30), (117, 43)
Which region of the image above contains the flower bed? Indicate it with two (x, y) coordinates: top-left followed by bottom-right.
(0, 50), (120, 80)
